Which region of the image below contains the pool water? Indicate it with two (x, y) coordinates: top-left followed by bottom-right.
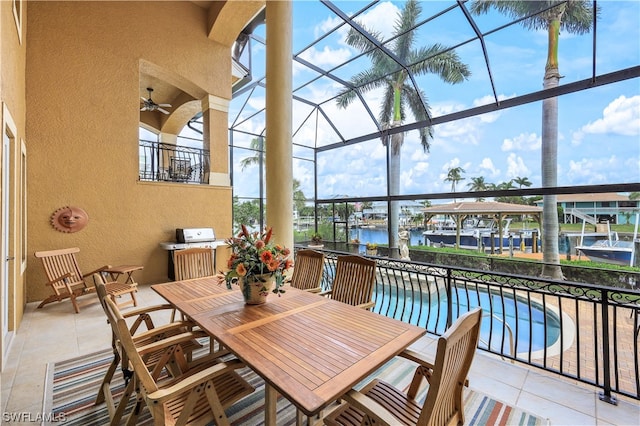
(375, 286), (561, 354)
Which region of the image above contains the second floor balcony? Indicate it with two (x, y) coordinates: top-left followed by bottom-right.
(139, 140), (210, 185)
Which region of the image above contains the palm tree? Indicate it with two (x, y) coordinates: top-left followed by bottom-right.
(445, 167), (466, 202)
(513, 176), (532, 188)
(239, 137), (264, 170)
(471, 1), (595, 279)
(467, 176), (490, 201)
(336, 0), (470, 256)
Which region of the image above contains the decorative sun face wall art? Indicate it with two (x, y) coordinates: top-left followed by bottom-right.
(50, 206), (89, 233)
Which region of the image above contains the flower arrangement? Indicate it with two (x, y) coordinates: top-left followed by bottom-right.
(310, 232), (323, 245)
(218, 225), (292, 298)
(350, 238), (360, 244)
(366, 242), (378, 250)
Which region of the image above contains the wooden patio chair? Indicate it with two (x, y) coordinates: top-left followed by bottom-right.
(173, 247), (215, 281)
(324, 307), (483, 426)
(320, 254), (377, 310)
(103, 296), (254, 425)
(34, 247), (137, 313)
(288, 249), (324, 293)
(92, 279), (208, 424)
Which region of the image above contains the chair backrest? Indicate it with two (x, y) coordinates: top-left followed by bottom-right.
(103, 296), (159, 394)
(419, 307), (482, 426)
(173, 247), (215, 280)
(34, 247), (85, 289)
(290, 249), (324, 291)
(330, 255), (376, 308)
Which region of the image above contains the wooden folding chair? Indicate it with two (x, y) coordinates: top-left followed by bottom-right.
(288, 249), (324, 293)
(93, 279), (207, 424)
(320, 254), (377, 309)
(34, 247), (137, 313)
(324, 307), (482, 426)
(103, 296), (254, 425)
(173, 247), (215, 281)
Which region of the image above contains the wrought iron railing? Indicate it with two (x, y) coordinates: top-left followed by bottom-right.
(297, 246), (640, 404)
(139, 140), (210, 184)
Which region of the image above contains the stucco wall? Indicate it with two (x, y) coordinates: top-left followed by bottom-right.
(25, 1), (240, 303)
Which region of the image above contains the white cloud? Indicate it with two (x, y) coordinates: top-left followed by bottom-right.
(566, 156), (623, 185)
(297, 45), (352, 69)
(501, 133), (541, 151)
(472, 94), (516, 123)
(506, 153), (531, 179)
(351, 2), (400, 41)
(478, 158), (500, 179)
(580, 95), (640, 136)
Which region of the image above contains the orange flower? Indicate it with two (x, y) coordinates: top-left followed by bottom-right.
(255, 240), (265, 249)
(235, 263), (247, 276)
(268, 260), (280, 271)
(260, 250), (273, 264)
(227, 254), (237, 269)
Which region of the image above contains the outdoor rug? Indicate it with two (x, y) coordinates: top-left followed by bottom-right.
(44, 348), (546, 425)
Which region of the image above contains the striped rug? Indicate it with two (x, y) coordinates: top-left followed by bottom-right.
(45, 347), (545, 425)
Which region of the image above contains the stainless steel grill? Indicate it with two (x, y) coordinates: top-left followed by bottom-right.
(159, 227), (226, 280)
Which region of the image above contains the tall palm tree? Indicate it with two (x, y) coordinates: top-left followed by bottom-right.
(336, 0), (470, 255)
(445, 166), (466, 201)
(239, 137), (264, 171)
(468, 176), (490, 201)
(471, 0), (595, 279)
(513, 176), (533, 188)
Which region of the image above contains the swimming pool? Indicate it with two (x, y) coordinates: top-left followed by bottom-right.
(374, 285), (562, 354)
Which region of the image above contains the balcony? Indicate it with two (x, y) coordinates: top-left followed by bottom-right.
(138, 139), (210, 184)
(3, 253), (639, 424)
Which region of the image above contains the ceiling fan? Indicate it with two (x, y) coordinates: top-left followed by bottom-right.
(140, 87), (172, 114)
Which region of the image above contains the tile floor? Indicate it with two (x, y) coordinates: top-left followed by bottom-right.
(1, 285), (638, 425)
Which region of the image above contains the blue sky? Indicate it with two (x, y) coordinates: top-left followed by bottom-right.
(228, 1), (639, 202)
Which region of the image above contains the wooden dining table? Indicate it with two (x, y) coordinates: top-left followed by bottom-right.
(151, 276), (426, 425)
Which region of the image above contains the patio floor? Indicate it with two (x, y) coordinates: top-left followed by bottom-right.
(1, 285), (638, 425)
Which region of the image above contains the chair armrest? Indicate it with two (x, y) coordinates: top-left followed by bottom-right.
(131, 321), (203, 343)
(122, 303), (175, 319)
(339, 389), (399, 426)
(123, 303), (183, 333)
(146, 359), (246, 403)
(318, 290), (332, 297)
(399, 348), (435, 370)
(356, 301), (376, 310)
(399, 348), (468, 388)
(83, 265), (112, 278)
(135, 331), (207, 356)
(45, 272), (73, 287)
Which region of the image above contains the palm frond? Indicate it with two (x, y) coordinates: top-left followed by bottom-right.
(409, 45), (471, 83)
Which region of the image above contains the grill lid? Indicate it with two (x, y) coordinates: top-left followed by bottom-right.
(176, 227), (216, 243)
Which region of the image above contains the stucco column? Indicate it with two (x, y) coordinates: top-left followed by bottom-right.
(202, 94), (230, 186)
(265, 1), (293, 249)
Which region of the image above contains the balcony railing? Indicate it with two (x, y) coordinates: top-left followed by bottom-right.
(139, 140), (210, 184)
(298, 246), (640, 404)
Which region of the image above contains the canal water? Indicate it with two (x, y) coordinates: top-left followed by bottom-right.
(350, 228), (426, 246)
(350, 227), (572, 253)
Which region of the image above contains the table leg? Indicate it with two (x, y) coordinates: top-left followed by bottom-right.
(264, 383), (278, 426)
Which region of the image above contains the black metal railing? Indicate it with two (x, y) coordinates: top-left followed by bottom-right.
(297, 246), (640, 403)
(139, 140), (210, 184)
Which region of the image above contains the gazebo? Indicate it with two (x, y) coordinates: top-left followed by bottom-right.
(423, 201), (543, 251)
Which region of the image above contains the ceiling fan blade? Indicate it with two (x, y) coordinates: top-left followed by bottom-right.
(141, 97), (149, 102)
(158, 108), (170, 115)
(140, 107), (147, 112)
(158, 103), (172, 107)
